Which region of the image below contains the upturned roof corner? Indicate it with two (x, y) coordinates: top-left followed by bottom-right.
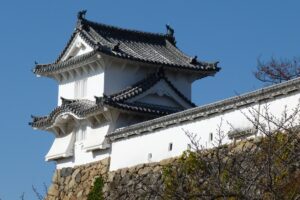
(32, 11), (220, 78)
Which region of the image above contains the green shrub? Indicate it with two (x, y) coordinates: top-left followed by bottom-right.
(87, 176), (104, 200)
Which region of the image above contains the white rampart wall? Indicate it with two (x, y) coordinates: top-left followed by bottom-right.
(109, 92), (300, 171)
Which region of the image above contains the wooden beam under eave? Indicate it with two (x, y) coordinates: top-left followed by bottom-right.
(56, 124), (67, 135)
(61, 72), (68, 81)
(79, 67), (84, 75)
(94, 114), (103, 124)
(95, 60), (105, 70)
(68, 70), (74, 79)
(51, 126), (61, 136)
(88, 63), (96, 72)
(53, 74), (61, 82)
(82, 64), (89, 75)
(86, 116), (95, 127)
(74, 68), (82, 77)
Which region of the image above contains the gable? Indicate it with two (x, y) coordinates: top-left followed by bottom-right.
(136, 94), (182, 108)
(127, 79), (193, 109)
(60, 34), (94, 62)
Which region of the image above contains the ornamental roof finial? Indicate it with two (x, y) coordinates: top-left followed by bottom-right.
(95, 95), (107, 105)
(77, 10), (87, 20)
(166, 24), (174, 37)
(112, 42), (121, 52)
(190, 56), (198, 65)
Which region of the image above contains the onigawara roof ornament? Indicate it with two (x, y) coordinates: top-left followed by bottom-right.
(77, 10), (87, 20)
(190, 56), (198, 65)
(166, 24), (174, 37)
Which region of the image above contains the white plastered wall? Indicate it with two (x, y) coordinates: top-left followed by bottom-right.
(55, 122), (111, 169)
(166, 71), (193, 99)
(109, 92), (300, 171)
(104, 61), (150, 95)
(57, 66), (104, 105)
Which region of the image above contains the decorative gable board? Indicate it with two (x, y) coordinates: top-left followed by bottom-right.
(127, 79), (193, 109)
(61, 34), (94, 62)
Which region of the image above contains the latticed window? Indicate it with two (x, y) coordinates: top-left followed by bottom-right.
(74, 78), (87, 98)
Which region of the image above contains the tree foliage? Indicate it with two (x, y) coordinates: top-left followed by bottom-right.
(254, 57), (300, 84)
(141, 104), (300, 200)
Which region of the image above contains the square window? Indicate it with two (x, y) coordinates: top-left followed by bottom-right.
(147, 153), (152, 161)
(209, 133), (213, 142)
(168, 143), (173, 151)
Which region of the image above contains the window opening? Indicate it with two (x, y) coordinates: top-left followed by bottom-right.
(168, 143), (173, 151)
(209, 132), (213, 142)
(147, 153), (152, 162)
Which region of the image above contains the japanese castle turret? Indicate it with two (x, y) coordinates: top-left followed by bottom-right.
(30, 11), (220, 168)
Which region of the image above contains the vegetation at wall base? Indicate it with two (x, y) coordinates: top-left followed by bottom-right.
(161, 132), (300, 200)
(87, 176), (104, 200)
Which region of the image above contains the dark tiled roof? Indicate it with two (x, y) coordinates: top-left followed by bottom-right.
(30, 99), (98, 128)
(33, 12), (220, 76)
(34, 49), (99, 75)
(30, 94), (180, 129)
(101, 98), (180, 116)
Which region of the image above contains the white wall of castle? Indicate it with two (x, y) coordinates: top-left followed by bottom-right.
(109, 92), (300, 171)
(50, 34), (300, 170)
(57, 66), (104, 105)
(53, 88), (300, 170)
(55, 121), (111, 169)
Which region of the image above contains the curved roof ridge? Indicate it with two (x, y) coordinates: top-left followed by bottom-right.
(29, 99), (98, 128)
(81, 18), (172, 41)
(29, 96), (176, 129)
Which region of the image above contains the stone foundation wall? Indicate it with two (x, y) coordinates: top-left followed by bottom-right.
(46, 157), (175, 200)
(46, 157), (110, 200)
(45, 133), (300, 200)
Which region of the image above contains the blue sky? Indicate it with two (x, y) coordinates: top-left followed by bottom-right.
(0, 1), (300, 199)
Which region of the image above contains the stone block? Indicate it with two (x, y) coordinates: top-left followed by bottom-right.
(60, 167), (73, 177)
(48, 184), (59, 196)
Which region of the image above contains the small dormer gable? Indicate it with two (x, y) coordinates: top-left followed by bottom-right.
(107, 68), (196, 112)
(127, 78), (194, 109)
(60, 34), (93, 62)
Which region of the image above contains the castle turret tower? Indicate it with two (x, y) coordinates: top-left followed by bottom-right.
(30, 11), (220, 168)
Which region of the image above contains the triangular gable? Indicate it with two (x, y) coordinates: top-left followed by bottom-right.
(60, 33), (94, 62)
(108, 70), (196, 110)
(127, 79), (194, 109)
